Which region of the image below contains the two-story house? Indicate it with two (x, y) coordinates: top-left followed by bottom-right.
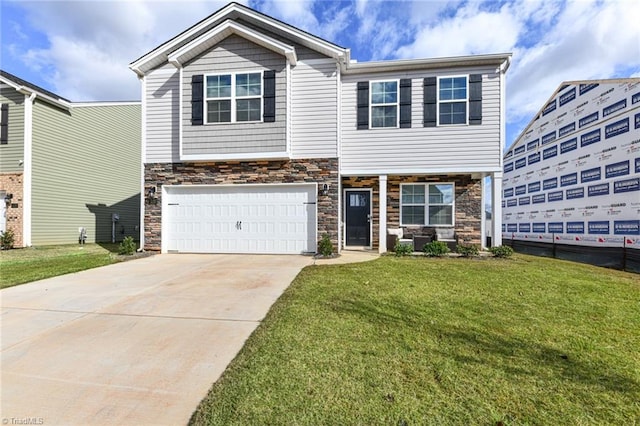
(0, 70), (141, 247)
(130, 2), (510, 254)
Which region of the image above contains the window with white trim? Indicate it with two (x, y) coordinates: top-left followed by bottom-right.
(370, 80), (398, 128)
(438, 76), (467, 125)
(401, 183), (455, 226)
(205, 72), (262, 123)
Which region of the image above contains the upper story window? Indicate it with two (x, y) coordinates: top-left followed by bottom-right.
(370, 80), (398, 128)
(205, 72), (262, 123)
(438, 76), (467, 125)
(423, 74), (481, 127)
(357, 79), (411, 130)
(400, 183), (455, 226)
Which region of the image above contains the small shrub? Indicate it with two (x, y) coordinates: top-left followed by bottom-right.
(490, 245), (514, 258)
(318, 234), (334, 257)
(0, 229), (15, 250)
(423, 241), (450, 257)
(457, 243), (480, 257)
(118, 236), (136, 255)
(394, 241), (414, 257)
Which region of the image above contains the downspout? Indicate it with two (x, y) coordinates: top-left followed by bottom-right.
(286, 58), (292, 156)
(139, 74), (147, 250)
(336, 58), (344, 253)
(494, 57), (510, 247)
(23, 92), (36, 247)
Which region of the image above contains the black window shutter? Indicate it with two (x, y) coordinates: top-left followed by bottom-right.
(357, 81), (369, 130)
(469, 74), (483, 125)
(191, 75), (203, 126)
(0, 104), (8, 144)
(423, 77), (437, 127)
(399, 79), (412, 128)
(263, 70), (276, 122)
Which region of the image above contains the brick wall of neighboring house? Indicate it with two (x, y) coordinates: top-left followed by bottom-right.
(144, 158), (339, 251)
(0, 173), (24, 247)
(388, 174), (482, 246)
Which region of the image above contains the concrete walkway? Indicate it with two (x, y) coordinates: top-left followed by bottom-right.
(1, 254), (312, 425)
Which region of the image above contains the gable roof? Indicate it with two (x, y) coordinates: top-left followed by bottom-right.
(504, 78), (640, 155)
(0, 69), (71, 109)
(130, 2), (348, 76)
(167, 19), (298, 68)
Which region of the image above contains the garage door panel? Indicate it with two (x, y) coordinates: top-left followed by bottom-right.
(164, 184), (316, 254)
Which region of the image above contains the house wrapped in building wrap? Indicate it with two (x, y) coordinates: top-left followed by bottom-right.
(502, 79), (640, 271)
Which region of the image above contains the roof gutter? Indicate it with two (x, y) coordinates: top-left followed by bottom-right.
(15, 85), (71, 111)
(341, 52), (512, 74)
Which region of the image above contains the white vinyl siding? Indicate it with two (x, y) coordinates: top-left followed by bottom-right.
(290, 59), (338, 159)
(341, 67), (501, 175)
(145, 69), (180, 163)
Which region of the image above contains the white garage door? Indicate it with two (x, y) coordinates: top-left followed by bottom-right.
(163, 184), (317, 254)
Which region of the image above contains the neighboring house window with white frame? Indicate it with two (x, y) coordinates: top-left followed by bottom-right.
(438, 76), (467, 125)
(370, 80), (398, 128)
(205, 72), (262, 123)
(400, 183), (455, 226)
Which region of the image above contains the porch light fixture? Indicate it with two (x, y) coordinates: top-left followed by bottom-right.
(321, 183), (329, 196)
(146, 187), (158, 205)
(3, 193), (13, 205)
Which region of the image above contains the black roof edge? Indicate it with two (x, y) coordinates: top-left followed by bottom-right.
(129, 1), (345, 66)
(0, 69), (71, 103)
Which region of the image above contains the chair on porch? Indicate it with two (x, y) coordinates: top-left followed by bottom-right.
(434, 228), (458, 251)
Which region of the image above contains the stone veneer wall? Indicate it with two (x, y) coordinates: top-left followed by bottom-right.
(388, 175), (482, 245)
(342, 174), (483, 250)
(144, 158), (339, 251)
(0, 173), (24, 247)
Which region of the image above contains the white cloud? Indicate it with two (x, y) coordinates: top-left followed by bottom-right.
(6, 0), (640, 139)
(10, 0), (234, 101)
(258, 0), (321, 34)
(396, 2), (520, 58)
(507, 0), (640, 126)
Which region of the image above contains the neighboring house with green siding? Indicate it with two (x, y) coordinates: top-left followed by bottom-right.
(0, 70), (141, 247)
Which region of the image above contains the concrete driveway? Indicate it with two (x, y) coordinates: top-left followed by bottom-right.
(1, 254), (312, 425)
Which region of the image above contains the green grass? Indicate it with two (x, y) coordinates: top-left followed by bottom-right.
(0, 244), (122, 289)
(191, 254), (640, 425)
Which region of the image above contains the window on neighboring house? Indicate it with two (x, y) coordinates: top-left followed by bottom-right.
(438, 76), (467, 125)
(0, 104), (8, 145)
(370, 80), (398, 128)
(401, 183), (455, 226)
(205, 72), (262, 123)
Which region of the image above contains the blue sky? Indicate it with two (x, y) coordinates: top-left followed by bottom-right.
(1, 0), (639, 147)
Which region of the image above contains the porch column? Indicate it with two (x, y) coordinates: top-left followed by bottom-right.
(492, 171), (503, 246)
(379, 175), (387, 253)
(481, 175), (487, 250)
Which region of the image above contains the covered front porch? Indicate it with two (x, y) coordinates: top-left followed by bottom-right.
(340, 172), (503, 253)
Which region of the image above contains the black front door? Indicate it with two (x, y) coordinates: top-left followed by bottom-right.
(345, 190), (371, 246)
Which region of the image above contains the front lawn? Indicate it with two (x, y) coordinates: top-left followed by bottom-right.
(0, 244), (122, 289)
(191, 254), (640, 425)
